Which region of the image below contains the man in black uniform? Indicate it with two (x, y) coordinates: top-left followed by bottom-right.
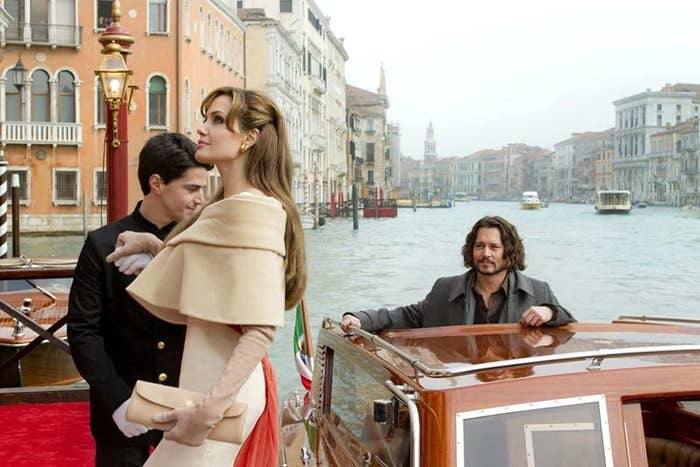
(68, 133), (212, 467)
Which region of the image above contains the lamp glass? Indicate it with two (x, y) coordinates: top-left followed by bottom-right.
(96, 51), (131, 103)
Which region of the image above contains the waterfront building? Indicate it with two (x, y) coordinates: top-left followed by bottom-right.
(0, 0), (244, 232)
(397, 155), (421, 200)
(239, 8), (303, 202)
(679, 118), (699, 206)
(346, 73), (391, 199)
(421, 121), (436, 201)
(648, 117), (698, 206)
(479, 149), (508, 200)
(594, 130), (615, 192)
(387, 121), (401, 190)
(434, 156), (457, 201)
(506, 147), (553, 201)
(553, 135), (577, 202)
(613, 83), (700, 202)
(239, 0), (348, 207)
(455, 152), (483, 199)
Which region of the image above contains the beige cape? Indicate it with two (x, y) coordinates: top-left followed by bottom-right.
(127, 193), (287, 327)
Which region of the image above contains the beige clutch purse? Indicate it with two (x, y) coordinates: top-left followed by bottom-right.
(126, 380), (248, 444)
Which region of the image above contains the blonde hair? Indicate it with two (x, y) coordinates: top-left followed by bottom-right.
(168, 87), (307, 309)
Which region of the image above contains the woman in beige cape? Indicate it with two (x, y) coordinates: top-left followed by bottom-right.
(107, 87), (307, 466)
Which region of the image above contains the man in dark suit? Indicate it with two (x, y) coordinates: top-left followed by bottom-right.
(341, 216), (576, 333)
(67, 133), (212, 467)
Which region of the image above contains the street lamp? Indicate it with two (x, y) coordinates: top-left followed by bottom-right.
(95, 43), (133, 148)
(11, 57), (26, 120)
(95, 0), (135, 223)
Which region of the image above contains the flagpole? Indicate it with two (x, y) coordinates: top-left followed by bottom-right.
(300, 297), (314, 361)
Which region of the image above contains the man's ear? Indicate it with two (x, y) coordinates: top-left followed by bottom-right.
(149, 174), (164, 195)
(243, 128), (260, 149)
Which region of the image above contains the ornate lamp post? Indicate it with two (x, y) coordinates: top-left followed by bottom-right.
(95, 0), (135, 222)
(11, 57), (26, 120)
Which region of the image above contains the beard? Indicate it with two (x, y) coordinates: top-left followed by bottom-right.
(475, 261), (507, 276)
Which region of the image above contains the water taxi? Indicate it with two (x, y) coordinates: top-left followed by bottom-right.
(596, 190), (632, 214)
(521, 191), (542, 209)
(454, 192), (469, 203)
(281, 317), (700, 466)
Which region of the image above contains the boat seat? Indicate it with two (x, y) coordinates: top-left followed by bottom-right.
(646, 436), (700, 467)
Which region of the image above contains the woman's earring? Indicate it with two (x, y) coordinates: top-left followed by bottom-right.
(239, 143), (247, 154)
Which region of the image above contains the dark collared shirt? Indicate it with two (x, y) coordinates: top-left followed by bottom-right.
(472, 277), (509, 324)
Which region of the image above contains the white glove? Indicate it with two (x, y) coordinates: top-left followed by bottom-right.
(113, 252), (153, 276)
(112, 398), (150, 438)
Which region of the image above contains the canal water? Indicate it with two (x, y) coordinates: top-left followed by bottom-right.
(19, 201), (700, 395)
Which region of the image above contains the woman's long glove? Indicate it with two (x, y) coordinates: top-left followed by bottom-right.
(153, 325), (275, 446)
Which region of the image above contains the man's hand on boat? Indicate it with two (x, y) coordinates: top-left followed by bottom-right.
(518, 306), (554, 327)
(112, 399), (150, 438)
(340, 314), (361, 333)
(106, 231), (164, 274)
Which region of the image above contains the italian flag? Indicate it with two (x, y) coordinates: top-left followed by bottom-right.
(293, 300), (314, 391)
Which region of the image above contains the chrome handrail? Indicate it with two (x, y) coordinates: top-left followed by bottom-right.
(615, 315), (700, 327)
(334, 320), (700, 378)
(385, 381), (420, 467)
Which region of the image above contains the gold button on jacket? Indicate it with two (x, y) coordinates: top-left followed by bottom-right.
(158, 373), (168, 382)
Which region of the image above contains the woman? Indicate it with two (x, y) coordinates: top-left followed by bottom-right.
(107, 87), (306, 466)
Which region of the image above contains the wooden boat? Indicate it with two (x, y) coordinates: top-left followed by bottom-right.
(0, 258), (80, 388)
(362, 198), (398, 218)
(595, 190), (632, 214)
(280, 316), (700, 466)
(521, 191), (542, 209)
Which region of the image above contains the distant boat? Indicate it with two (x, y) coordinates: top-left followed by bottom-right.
(521, 191), (541, 209)
(454, 192), (469, 203)
(595, 190), (631, 214)
(362, 198), (398, 218)
(636, 201), (648, 208)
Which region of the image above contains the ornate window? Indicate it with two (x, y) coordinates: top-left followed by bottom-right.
(147, 75), (168, 127)
(31, 69), (50, 122)
(57, 70), (76, 123)
(4, 70), (21, 121)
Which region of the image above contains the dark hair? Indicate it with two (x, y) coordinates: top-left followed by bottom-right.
(461, 216), (526, 271)
(137, 132), (213, 195)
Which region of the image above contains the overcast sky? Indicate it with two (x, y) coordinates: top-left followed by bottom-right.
(316, 0), (700, 158)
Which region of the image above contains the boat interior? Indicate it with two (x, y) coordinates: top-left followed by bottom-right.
(302, 318), (700, 467)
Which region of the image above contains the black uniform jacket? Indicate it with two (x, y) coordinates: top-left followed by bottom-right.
(67, 203), (186, 446)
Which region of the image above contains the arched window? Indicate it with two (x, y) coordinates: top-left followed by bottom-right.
(199, 7), (205, 49)
(4, 70), (21, 121)
(148, 75), (167, 127)
(31, 69), (50, 122)
(58, 70), (76, 123)
(184, 78), (191, 131)
(206, 13), (211, 52)
(184, 0), (191, 38)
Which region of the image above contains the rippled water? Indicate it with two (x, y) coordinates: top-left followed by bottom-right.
(18, 201), (700, 395)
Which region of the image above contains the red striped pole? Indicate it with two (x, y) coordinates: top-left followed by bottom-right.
(0, 151), (7, 258)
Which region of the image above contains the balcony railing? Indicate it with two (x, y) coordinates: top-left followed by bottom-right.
(3, 22), (82, 48)
(310, 75), (326, 95)
(1, 122), (82, 146)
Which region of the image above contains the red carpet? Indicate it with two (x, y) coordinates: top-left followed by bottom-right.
(0, 401), (94, 466)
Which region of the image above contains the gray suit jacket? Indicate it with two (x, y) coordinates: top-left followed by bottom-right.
(350, 269), (576, 332)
